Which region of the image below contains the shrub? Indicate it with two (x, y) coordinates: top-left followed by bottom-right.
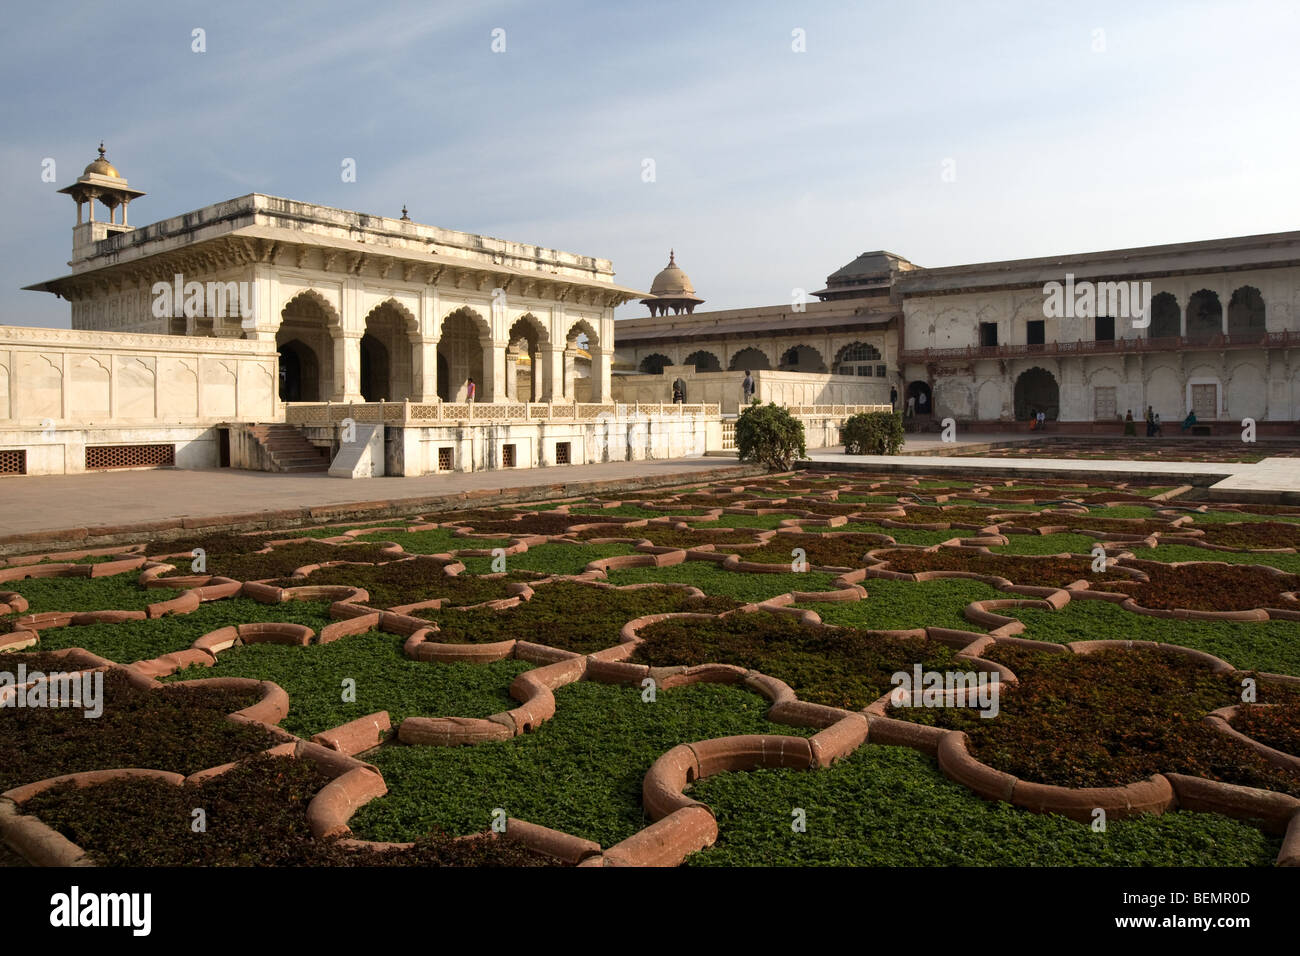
(841, 411), (905, 455)
(735, 401), (806, 471)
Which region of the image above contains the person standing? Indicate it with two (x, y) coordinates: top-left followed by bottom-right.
(1145, 405), (1155, 437)
(741, 370), (755, 407)
(917, 389), (929, 416)
(671, 379), (683, 404)
(890, 384), (898, 411)
(466, 377), (476, 402)
(1036, 408), (1046, 431)
(1124, 409), (1136, 436)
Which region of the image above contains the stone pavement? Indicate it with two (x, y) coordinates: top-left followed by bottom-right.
(0, 457), (759, 551)
(804, 449), (1300, 502)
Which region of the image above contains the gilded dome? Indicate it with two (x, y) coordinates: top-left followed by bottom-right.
(649, 250), (696, 297)
(83, 144), (120, 179)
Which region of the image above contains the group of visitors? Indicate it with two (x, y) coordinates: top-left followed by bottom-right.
(1122, 406), (1198, 436)
(889, 385), (927, 417)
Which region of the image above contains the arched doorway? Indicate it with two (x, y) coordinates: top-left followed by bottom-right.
(1185, 290), (1222, 343)
(360, 334), (389, 401)
(729, 347), (771, 371)
(436, 353), (450, 401)
(1014, 367), (1059, 420)
(1149, 292), (1180, 339)
(1228, 286), (1265, 339)
(778, 345), (828, 373)
(277, 340), (320, 402)
(639, 353), (671, 375)
(277, 291), (338, 401)
(905, 380), (933, 416)
(509, 314), (549, 401)
(438, 307), (487, 401)
(683, 350), (721, 372)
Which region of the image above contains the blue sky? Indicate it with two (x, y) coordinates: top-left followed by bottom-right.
(2, 0), (1298, 328)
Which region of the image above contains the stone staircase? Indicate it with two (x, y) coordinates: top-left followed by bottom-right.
(248, 423), (330, 473)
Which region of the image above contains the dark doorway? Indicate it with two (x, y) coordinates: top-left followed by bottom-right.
(1185, 290), (1222, 343)
(277, 340), (320, 402)
(979, 322), (999, 347)
(360, 333), (390, 401)
(906, 380), (933, 416)
(436, 352), (450, 401)
(1026, 320), (1045, 346)
(1149, 292), (1180, 339)
(1095, 315), (1115, 341)
(1014, 367), (1059, 420)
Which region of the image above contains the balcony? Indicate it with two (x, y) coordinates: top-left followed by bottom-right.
(900, 330), (1299, 364)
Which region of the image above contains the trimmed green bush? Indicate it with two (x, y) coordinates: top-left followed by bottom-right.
(735, 401), (806, 471)
(840, 410), (905, 455)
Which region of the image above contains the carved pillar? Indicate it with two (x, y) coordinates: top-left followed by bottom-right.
(505, 344), (521, 400)
(592, 348), (613, 403)
(541, 345), (564, 402)
(411, 337), (440, 402)
(332, 331), (363, 402)
(486, 338), (506, 403)
(563, 340), (582, 401)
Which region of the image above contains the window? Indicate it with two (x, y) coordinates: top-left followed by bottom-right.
(835, 342), (882, 377)
(876, 365), (887, 377)
(502, 444), (516, 468)
(1094, 386), (1117, 420)
(979, 322), (998, 347)
(437, 447), (453, 471)
(1026, 320), (1045, 346)
(1095, 315), (1115, 341)
(555, 441), (571, 465)
(838, 342), (881, 362)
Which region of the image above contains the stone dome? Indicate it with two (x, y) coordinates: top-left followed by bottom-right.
(83, 144), (120, 179)
(649, 250), (696, 297)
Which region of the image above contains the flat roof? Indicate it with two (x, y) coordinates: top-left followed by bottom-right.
(896, 229), (1300, 296)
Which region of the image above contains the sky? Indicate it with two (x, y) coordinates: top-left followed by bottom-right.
(2, 0), (1299, 328)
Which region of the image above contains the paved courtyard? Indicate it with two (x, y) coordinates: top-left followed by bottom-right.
(0, 457), (752, 542)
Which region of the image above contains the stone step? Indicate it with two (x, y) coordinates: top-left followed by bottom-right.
(250, 424), (332, 473)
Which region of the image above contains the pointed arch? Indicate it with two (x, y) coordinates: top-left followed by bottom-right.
(439, 306), (488, 401)
(1185, 290), (1222, 342)
(778, 344), (828, 373)
(278, 291), (338, 402)
(1148, 292), (1180, 339)
(639, 353), (672, 375)
(281, 289), (342, 329)
(728, 347), (771, 372)
(444, 305), (492, 340)
(566, 317), (599, 351)
(1228, 286), (1266, 339)
(510, 312), (550, 348)
(683, 350), (721, 372)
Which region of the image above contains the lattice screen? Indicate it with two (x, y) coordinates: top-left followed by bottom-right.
(85, 444), (176, 470)
(0, 450), (26, 475)
(437, 447), (453, 471)
(502, 444), (516, 468)
(554, 441), (571, 465)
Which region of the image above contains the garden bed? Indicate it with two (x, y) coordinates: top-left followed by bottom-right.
(20, 755), (558, 866)
(630, 610), (961, 710)
(896, 644), (1300, 795)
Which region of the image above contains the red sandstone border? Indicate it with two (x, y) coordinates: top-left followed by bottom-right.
(6, 472), (1300, 866)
